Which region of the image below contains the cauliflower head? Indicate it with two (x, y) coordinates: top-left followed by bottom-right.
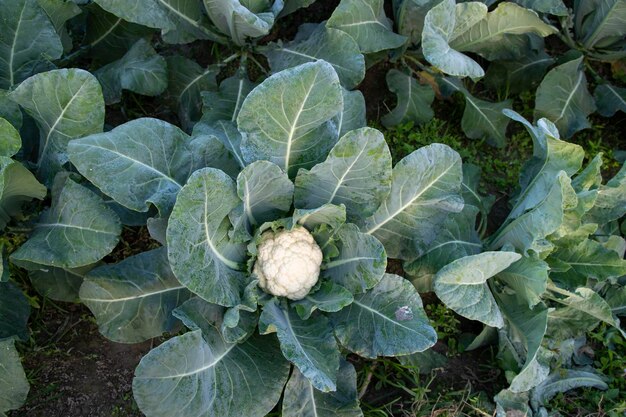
(253, 226), (323, 300)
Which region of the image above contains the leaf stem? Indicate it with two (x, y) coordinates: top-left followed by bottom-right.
(358, 361), (378, 399)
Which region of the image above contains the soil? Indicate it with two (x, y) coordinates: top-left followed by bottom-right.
(9, 302), (157, 417)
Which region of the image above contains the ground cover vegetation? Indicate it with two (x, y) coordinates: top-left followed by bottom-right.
(0, 0), (625, 416)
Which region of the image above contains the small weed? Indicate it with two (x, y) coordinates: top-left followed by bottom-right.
(425, 304), (461, 354)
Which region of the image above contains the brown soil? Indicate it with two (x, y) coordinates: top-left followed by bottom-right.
(9, 303), (158, 417)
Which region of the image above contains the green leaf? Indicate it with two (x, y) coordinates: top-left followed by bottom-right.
(189, 128), (243, 179)
(595, 83), (626, 117)
(239, 61), (343, 178)
(489, 172), (574, 255)
(549, 239), (626, 286)
(362, 143), (463, 260)
(422, 0), (486, 79)
(397, 349), (448, 374)
(237, 160), (293, 227)
(484, 47), (555, 95)
(495, 292), (549, 392)
(450, 3), (557, 61)
(0, 91), (22, 130)
(397, 0), (440, 45)
(0, 0), (63, 89)
(282, 360), (362, 417)
(166, 56), (218, 132)
(259, 298), (340, 392)
(68, 118), (192, 216)
(10, 69), (105, 186)
(85, 3), (154, 65)
(606, 286), (626, 316)
(29, 264), (93, 302)
(327, 0), (407, 53)
(0, 339), (29, 415)
(293, 281), (354, 320)
(200, 71), (255, 126)
(95, 38), (167, 104)
(293, 203), (347, 232)
(497, 256), (548, 308)
(81, 248), (192, 343)
(0, 118), (20, 158)
(280, 0), (316, 16)
(333, 273), (436, 358)
(434, 252), (522, 328)
(167, 168), (247, 307)
(512, 0), (567, 16)
(0, 281), (30, 341)
(404, 205), (482, 292)
(294, 127), (392, 222)
(10, 179), (120, 269)
(0, 159), (47, 230)
(337, 89), (366, 138)
(530, 370), (608, 409)
(584, 162), (626, 225)
(579, 0), (626, 50)
(203, 0), (282, 45)
(94, 0), (225, 44)
(381, 70), (434, 128)
(265, 23), (365, 89)
(534, 57), (596, 138)
(133, 329), (290, 417)
(37, 0), (82, 52)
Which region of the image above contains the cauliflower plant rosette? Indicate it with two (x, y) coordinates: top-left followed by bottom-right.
(53, 60), (466, 417)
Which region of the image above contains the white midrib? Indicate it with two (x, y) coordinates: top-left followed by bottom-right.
(203, 192), (240, 270)
(243, 178), (257, 225)
(339, 20), (384, 29)
(366, 164), (455, 234)
(140, 344), (237, 380)
(280, 48), (352, 73)
(326, 145), (367, 203)
(39, 222), (117, 235)
(81, 285), (185, 303)
(157, 0), (201, 27)
(8, 2), (27, 86)
(309, 383), (319, 417)
(554, 71), (583, 123)
(178, 68), (214, 101)
(323, 256), (374, 269)
(607, 85), (626, 108)
(583, 1), (621, 48)
(284, 75), (317, 174)
(38, 81), (88, 172)
(89, 17), (122, 48)
(353, 300), (417, 333)
(465, 94), (499, 137)
(231, 78), (245, 122)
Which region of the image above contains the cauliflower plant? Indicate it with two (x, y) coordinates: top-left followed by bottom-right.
(253, 227), (323, 300)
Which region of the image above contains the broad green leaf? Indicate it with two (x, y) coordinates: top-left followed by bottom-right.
(282, 360), (362, 417)
(238, 61), (343, 178)
(530, 370), (608, 409)
(200, 71), (255, 126)
(167, 168), (248, 307)
(397, 0), (439, 45)
(0, 91), (22, 130)
(259, 298), (340, 392)
(489, 172), (574, 255)
(381, 70), (434, 128)
(0, 281), (30, 341)
(0, 159), (47, 230)
(68, 118), (192, 215)
(133, 329), (290, 417)
(333, 273), (436, 358)
(405, 206), (482, 292)
(512, 0), (567, 16)
(0, 0), (63, 89)
(336, 88), (366, 138)
(450, 3), (557, 61)
(422, 0), (486, 79)
(85, 3), (154, 64)
(294, 127), (392, 222)
(37, 0), (82, 52)
(506, 112), (585, 219)
(549, 238), (626, 286)
(494, 389), (531, 417)
(29, 264), (94, 302)
(293, 203), (346, 232)
(237, 160), (293, 226)
(362, 143), (463, 260)
(435, 252), (520, 328)
(321, 223), (386, 293)
(497, 256), (548, 308)
(81, 248), (192, 343)
(0, 118), (20, 157)
(94, 0), (226, 44)
(584, 162), (626, 225)
(495, 292), (549, 392)
(264, 24), (365, 89)
(203, 0), (282, 45)
(293, 281), (354, 320)
(95, 38), (167, 104)
(606, 286), (626, 316)
(0, 339), (29, 415)
(280, 0), (316, 16)
(461, 164), (495, 218)
(534, 58), (596, 138)
(397, 349), (448, 374)
(580, 0), (626, 49)
(594, 83), (626, 117)
(10, 69), (105, 186)
(572, 154), (603, 192)
(166, 56), (218, 132)
(189, 129), (243, 179)
(484, 47), (555, 95)
(327, 0), (407, 53)
(10, 179), (120, 269)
